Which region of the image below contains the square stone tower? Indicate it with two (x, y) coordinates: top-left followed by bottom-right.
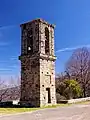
(19, 19), (57, 107)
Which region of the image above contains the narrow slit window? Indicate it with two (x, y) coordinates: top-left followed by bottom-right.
(45, 27), (49, 54)
(27, 30), (33, 54)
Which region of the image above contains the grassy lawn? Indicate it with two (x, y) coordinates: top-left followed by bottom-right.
(0, 108), (39, 114)
(0, 101), (90, 115)
(72, 100), (90, 105)
(0, 105), (69, 115)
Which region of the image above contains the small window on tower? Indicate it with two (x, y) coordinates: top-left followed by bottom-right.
(28, 46), (31, 51)
(27, 35), (33, 54)
(36, 84), (38, 87)
(45, 27), (49, 54)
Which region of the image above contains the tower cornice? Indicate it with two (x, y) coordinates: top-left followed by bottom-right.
(19, 53), (56, 61)
(20, 18), (55, 28)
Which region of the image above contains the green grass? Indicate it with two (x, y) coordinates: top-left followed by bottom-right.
(42, 103), (71, 108)
(0, 108), (39, 114)
(0, 104), (70, 115)
(0, 101), (90, 115)
(72, 100), (90, 105)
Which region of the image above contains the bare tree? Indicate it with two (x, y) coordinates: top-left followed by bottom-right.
(65, 47), (90, 97)
(0, 76), (20, 102)
(7, 76), (20, 101)
(0, 78), (9, 102)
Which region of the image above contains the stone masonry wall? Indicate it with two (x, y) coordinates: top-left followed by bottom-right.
(20, 19), (56, 107)
(21, 21), (39, 55)
(39, 21), (56, 106)
(39, 21), (55, 55)
(40, 58), (56, 106)
(20, 56), (40, 106)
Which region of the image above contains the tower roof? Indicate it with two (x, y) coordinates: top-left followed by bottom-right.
(20, 18), (55, 28)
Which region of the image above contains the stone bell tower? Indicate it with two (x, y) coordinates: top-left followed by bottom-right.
(19, 19), (56, 107)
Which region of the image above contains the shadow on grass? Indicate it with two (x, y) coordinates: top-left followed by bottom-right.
(0, 101), (90, 114)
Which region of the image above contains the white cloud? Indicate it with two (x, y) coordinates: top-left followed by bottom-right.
(56, 44), (90, 53)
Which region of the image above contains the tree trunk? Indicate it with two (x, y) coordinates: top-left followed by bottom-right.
(83, 85), (86, 97)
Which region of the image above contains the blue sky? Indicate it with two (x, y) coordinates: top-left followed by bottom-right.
(0, 0), (90, 81)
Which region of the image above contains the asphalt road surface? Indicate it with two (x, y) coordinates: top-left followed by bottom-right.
(0, 104), (90, 120)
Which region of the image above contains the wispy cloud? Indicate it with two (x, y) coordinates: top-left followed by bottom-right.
(8, 65), (19, 69)
(56, 44), (90, 53)
(0, 24), (18, 30)
(0, 65), (19, 72)
(0, 42), (9, 46)
(0, 68), (13, 71)
(0, 61), (8, 63)
(10, 56), (18, 61)
(0, 32), (10, 46)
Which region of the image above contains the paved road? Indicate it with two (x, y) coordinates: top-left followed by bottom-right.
(0, 104), (90, 120)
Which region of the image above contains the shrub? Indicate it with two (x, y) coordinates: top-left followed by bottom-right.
(56, 79), (82, 100)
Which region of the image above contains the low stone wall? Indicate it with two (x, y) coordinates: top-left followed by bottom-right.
(68, 97), (90, 104)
